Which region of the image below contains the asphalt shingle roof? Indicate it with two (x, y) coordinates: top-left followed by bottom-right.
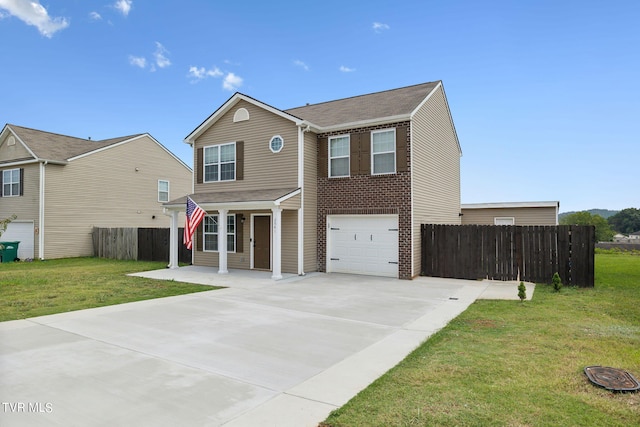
(284, 81), (440, 128)
(7, 124), (142, 162)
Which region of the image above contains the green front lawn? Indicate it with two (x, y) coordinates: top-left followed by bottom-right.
(0, 257), (215, 321)
(321, 253), (640, 426)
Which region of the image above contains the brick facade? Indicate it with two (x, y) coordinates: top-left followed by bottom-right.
(317, 121), (413, 279)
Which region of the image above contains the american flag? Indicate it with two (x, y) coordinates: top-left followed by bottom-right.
(184, 197), (205, 249)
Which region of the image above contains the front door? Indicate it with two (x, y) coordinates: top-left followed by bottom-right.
(253, 215), (271, 270)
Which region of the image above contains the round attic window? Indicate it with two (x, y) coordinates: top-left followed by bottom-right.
(270, 135), (283, 153)
(8, 136), (16, 146)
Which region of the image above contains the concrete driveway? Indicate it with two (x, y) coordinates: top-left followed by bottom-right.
(0, 270), (523, 426)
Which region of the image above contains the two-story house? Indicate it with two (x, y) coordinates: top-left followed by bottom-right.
(164, 81), (461, 279)
(0, 124), (192, 260)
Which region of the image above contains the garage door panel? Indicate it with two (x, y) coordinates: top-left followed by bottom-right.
(2, 222), (35, 260)
(327, 215), (398, 278)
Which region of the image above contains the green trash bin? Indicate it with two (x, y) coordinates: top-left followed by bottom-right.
(0, 241), (19, 263)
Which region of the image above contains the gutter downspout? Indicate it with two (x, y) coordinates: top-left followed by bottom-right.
(38, 161), (47, 259)
(297, 124), (306, 276)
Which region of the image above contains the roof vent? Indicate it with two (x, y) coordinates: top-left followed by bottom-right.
(233, 107), (250, 122)
(8, 136), (15, 146)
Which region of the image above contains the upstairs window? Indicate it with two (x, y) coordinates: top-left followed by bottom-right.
(371, 129), (396, 175)
(2, 168), (20, 197)
(158, 180), (169, 202)
(203, 214), (236, 252)
(204, 142), (236, 182)
(329, 135), (350, 178)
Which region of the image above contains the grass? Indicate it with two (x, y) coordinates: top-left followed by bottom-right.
(321, 253), (640, 426)
(0, 257), (215, 321)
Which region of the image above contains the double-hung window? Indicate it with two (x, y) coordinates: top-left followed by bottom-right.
(329, 135), (350, 177)
(371, 129), (396, 175)
(2, 169), (20, 197)
(203, 214), (235, 252)
(204, 142), (236, 182)
(158, 180), (169, 202)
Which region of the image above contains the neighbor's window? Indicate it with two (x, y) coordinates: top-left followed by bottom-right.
(204, 142), (236, 182)
(329, 135), (350, 177)
(494, 217), (515, 225)
(2, 168), (20, 197)
(203, 214), (235, 252)
(372, 129), (396, 175)
(158, 180), (169, 202)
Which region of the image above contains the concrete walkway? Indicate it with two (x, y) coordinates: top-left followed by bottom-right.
(0, 269), (534, 427)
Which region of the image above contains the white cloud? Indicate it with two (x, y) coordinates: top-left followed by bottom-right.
(114, 0), (132, 17)
(89, 11), (102, 21)
(0, 0), (69, 37)
(339, 65), (356, 73)
(372, 22), (390, 33)
(128, 55), (146, 68)
(293, 60), (309, 71)
(223, 73), (243, 91)
(153, 42), (171, 68)
(188, 66), (223, 82)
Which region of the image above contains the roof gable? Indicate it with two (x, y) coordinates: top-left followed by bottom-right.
(4, 124), (143, 163)
(185, 93), (304, 144)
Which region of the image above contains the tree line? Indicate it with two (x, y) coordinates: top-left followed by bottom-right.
(559, 208), (640, 242)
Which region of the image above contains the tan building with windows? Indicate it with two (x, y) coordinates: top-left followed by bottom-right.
(0, 124), (192, 260)
(461, 201), (560, 226)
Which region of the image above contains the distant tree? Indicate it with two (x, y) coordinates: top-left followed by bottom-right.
(559, 211), (614, 242)
(608, 208), (640, 234)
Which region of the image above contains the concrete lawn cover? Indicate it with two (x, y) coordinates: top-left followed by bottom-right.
(0, 271), (531, 426)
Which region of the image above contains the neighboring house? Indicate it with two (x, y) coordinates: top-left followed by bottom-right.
(613, 233), (628, 243)
(0, 124), (192, 260)
(629, 231), (640, 241)
(461, 201), (560, 226)
(164, 81), (461, 279)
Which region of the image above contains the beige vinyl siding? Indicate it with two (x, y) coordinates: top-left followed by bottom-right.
(0, 163), (40, 257)
(303, 130), (318, 272)
(0, 134), (33, 162)
(282, 210), (298, 273)
(461, 207), (558, 226)
(411, 85), (461, 277)
(42, 135), (192, 259)
(194, 100), (299, 193)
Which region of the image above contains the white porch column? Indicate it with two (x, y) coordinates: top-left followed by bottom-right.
(217, 209), (228, 274)
(271, 207), (282, 280)
(168, 210), (179, 269)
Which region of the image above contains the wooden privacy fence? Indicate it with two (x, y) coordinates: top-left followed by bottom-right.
(92, 227), (191, 264)
(421, 225), (595, 287)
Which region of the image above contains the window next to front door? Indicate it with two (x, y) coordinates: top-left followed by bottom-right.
(203, 214), (236, 252)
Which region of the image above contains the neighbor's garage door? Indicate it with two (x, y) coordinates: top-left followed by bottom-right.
(2, 221), (35, 260)
(327, 215), (398, 278)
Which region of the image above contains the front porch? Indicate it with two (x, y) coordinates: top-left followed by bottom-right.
(163, 188), (303, 280)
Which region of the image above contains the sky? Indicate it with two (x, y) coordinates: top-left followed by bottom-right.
(0, 0), (638, 213)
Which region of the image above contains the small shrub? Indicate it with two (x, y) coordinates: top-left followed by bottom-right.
(518, 282), (526, 301)
(552, 272), (562, 292)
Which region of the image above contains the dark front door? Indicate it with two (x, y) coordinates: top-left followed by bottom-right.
(253, 216), (271, 270)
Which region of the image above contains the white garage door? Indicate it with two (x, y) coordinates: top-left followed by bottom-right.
(2, 221), (35, 260)
(327, 215), (398, 278)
